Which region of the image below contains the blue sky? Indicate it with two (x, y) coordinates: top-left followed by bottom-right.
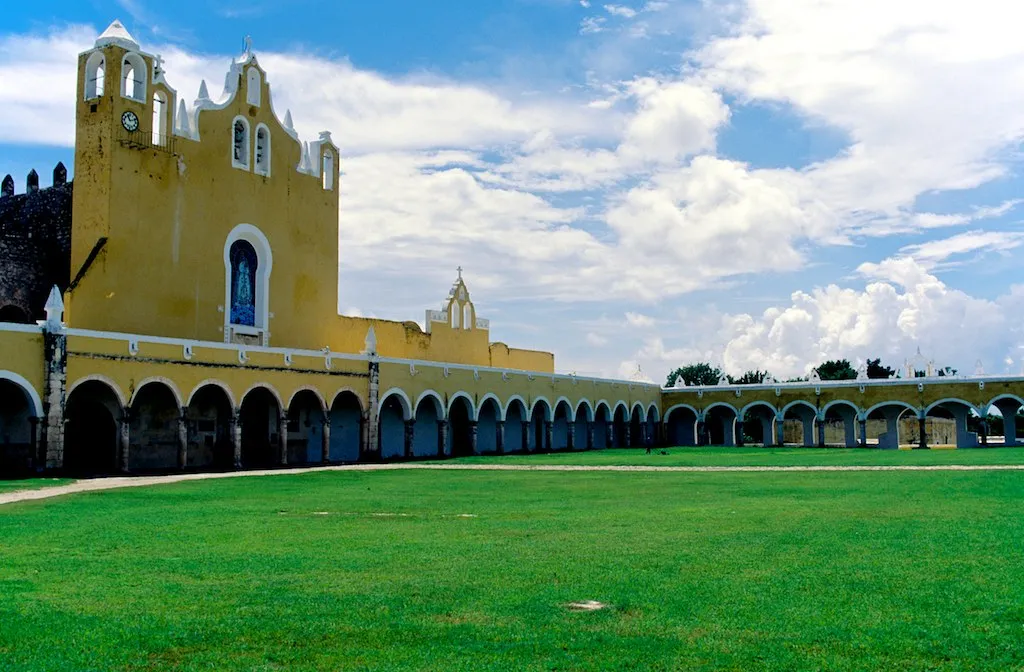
(2, 0), (1023, 382)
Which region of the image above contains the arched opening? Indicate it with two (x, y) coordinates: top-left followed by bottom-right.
(865, 403), (918, 449)
(255, 125), (270, 176)
(85, 52), (105, 99)
(121, 53), (146, 100)
(329, 391), (362, 462)
(989, 396), (1023, 447)
(925, 400), (982, 449)
(65, 380), (121, 476)
(0, 305), (30, 324)
(0, 379), (38, 474)
(665, 406), (698, 447)
(529, 400), (551, 452)
(781, 402), (818, 447)
(552, 401), (572, 451)
(463, 303), (472, 330)
(228, 240), (258, 327)
(232, 117), (250, 169)
(186, 384), (234, 470)
(322, 150), (334, 190)
(612, 405), (629, 448)
(239, 387), (281, 468)
(574, 402), (593, 451)
(448, 396), (474, 457)
(504, 398), (527, 453)
(378, 394), (408, 460)
(152, 91), (168, 146)
(477, 398), (500, 454)
(288, 390), (325, 465)
(822, 402), (859, 448)
(593, 403), (611, 449)
(742, 403), (777, 446)
(246, 67), (261, 107)
(705, 405), (738, 446)
(413, 395), (443, 458)
(629, 405), (644, 448)
(129, 382), (181, 472)
(450, 302), (460, 329)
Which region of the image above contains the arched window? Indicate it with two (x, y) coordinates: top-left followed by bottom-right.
(255, 125), (270, 176)
(229, 241), (258, 327)
(463, 303), (472, 330)
(152, 91), (168, 145)
(246, 68), (261, 107)
(232, 117), (250, 169)
(450, 303), (460, 329)
(121, 53), (146, 100)
(85, 52), (105, 99)
(322, 150), (334, 190)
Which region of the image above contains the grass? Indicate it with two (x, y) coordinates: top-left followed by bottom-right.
(446, 445), (1024, 467)
(2, 467), (1024, 670)
(0, 478), (73, 494)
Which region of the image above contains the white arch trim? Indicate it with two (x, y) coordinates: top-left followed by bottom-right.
(287, 386), (328, 413)
(780, 399), (818, 418)
(862, 400), (922, 421)
(0, 371), (43, 417)
(574, 398), (595, 421)
(553, 396), (574, 418)
(740, 400), (778, 417)
(646, 403), (660, 422)
(379, 387), (413, 421)
(67, 374), (128, 409)
(612, 400), (629, 419)
(924, 398), (982, 417)
(447, 391), (476, 418)
(664, 403), (699, 423)
(129, 376), (184, 409)
(502, 394), (528, 422)
(224, 223), (273, 337)
(414, 389), (445, 417)
(476, 393), (502, 421)
(239, 383), (285, 412)
(820, 399), (860, 418)
(186, 379), (237, 409)
(329, 386), (366, 413)
(530, 396), (553, 421)
(630, 401), (645, 418)
(701, 402), (739, 420)
(594, 399), (612, 420)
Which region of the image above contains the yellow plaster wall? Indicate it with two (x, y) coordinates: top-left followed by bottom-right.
(0, 331), (45, 399)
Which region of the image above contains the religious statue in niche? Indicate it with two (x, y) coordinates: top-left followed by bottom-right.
(230, 240), (257, 326)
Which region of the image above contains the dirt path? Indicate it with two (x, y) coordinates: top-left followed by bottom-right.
(3, 462), (1024, 507)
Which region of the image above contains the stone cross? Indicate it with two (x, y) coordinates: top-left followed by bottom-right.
(457, 266), (463, 280)
(153, 53), (164, 75)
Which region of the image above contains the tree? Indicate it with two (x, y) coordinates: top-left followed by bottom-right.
(866, 358), (895, 380)
(730, 369), (771, 385)
(816, 359), (857, 381)
(936, 366), (958, 377)
(666, 362), (722, 387)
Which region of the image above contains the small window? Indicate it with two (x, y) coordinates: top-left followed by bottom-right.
(85, 52), (105, 100)
(322, 151), (334, 190)
(152, 91), (168, 145)
(246, 68), (261, 107)
(450, 303), (460, 329)
(229, 240), (258, 326)
(232, 117), (250, 169)
(121, 53), (146, 100)
(255, 125), (270, 176)
(463, 303), (472, 330)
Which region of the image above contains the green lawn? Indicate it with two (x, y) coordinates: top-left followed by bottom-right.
(0, 478), (73, 494)
(2, 469), (1023, 670)
(446, 445), (1024, 467)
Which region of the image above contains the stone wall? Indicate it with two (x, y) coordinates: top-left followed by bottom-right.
(0, 166), (73, 323)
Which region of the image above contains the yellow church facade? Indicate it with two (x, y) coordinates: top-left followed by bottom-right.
(0, 22), (661, 475)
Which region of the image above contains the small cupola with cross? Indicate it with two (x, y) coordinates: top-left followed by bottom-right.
(424, 268), (489, 333)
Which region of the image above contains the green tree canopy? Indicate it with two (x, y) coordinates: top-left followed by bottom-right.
(666, 363), (722, 387)
(816, 359), (857, 381)
(730, 370), (772, 385)
(866, 358), (895, 379)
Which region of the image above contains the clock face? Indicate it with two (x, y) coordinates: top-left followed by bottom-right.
(121, 110), (139, 132)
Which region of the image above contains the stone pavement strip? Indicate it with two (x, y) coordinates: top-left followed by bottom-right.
(2, 462), (1024, 507)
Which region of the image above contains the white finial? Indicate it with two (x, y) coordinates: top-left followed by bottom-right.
(197, 79), (210, 102)
(300, 142), (312, 172)
(364, 326), (377, 355)
(95, 19), (140, 50)
(975, 359), (985, 376)
(43, 285), (64, 327)
(717, 374), (729, 386)
(809, 369), (822, 383)
(856, 363), (868, 382)
(244, 35), (253, 57)
(176, 100), (190, 135)
(284, 110), (294, 130)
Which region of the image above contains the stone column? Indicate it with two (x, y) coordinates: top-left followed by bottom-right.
(41, 324), (67, 470)
(544, 421), (553, 452)
(816, 420), (826, 448)
(734, 420), (745, 447)
(469, 420), (479, 455)
(278, 412), (289, 465)
(438, 419), (450, 458)
(759, 417), (774, 446)
(177, 408), (188, 470)
(321, 411), (331, 464)
(231, 410), (242, 468)
(521, 420), (530, 452)
(775, 419), (786, 447)
(917, 417), (928, 450)
(801, 418), (815, 447)
(403, 419), (415, 458)
(364, 359), (380, 460)
(495, 420), (505, 454)
(696, 420), (706, 446)
(993, 400), (1021, 446)
(586, 421), (594, 450)
(980, 419), (989, 446)
(858, 418), (867, 447)
(119, 411), (131, 473)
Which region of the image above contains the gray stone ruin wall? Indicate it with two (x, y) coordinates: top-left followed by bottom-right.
(0, 165), (72, 323)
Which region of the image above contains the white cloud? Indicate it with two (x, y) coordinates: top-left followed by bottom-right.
(580, 17), (607, 34)
(625, 311), (655, 328)
(605, 4), (638, 18)
(580, 0), (591, 7)
(586, 332), (609, 346)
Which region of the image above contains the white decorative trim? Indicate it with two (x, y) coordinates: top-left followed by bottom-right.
(238, 349), (248, 364)
(67, 375), (128, 409)
(0, 370), (44, 417)
(129, 376), (184, 409)
(409, 363), (418, 377)
(239, 383), (285, 411)
(120, 52), (147, 101)
(379, 387), (413, 421)
(287, 386), (327, 412)
(283, 352), (292, 366)
(329, 387), (366, 412)
(502, 395), (528, 421)
(186, 379), (236, 409)
(128, 338), (139, 356)
(447, 391), (475, 417)
(224, 223), (273, 343)
(414, 389), (445, 416)
(183, 344), (194, 360)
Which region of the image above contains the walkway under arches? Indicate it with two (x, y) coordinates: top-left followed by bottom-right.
(186, 383), (234, 470)
(0, 378), (39, 474)
(64, 379), (122, 475)
(329, 391), (362, 462)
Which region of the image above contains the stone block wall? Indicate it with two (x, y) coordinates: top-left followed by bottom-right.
(0, 166), (73, 323)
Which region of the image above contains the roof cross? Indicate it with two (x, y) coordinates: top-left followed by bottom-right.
(153, 53), (164, 75)
(457, 266), (463, 280)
